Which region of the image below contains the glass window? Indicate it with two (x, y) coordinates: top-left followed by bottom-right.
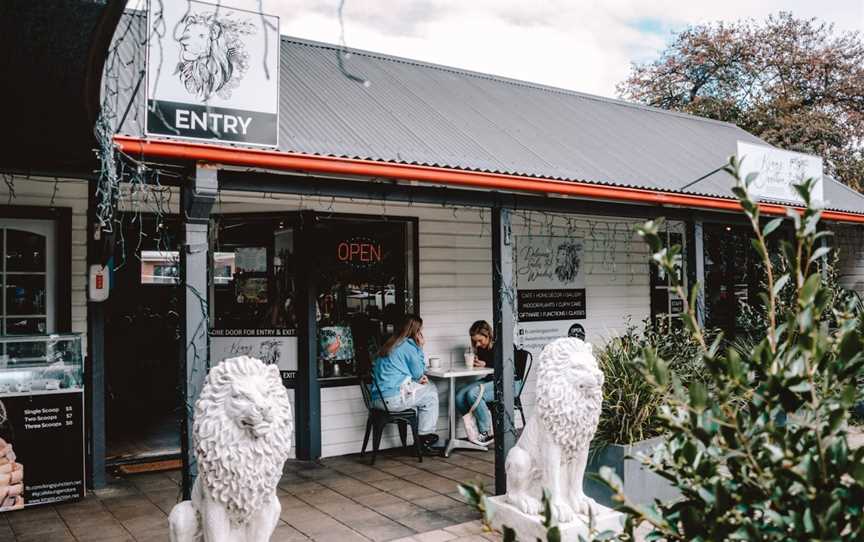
(314, 217), (417, 381)
(650, 223), (686, 324)
(0, 226), (53, 338)
(211, 218), (297, 331)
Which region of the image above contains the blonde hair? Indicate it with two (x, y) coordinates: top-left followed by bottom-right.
(469, 320), (494, 350)
(378, 314), (423, 357)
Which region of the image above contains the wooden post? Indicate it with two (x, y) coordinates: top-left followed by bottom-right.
(179, 164), (216, 499)
(295, 211), (321, 459)
(492, 207), (515, 496)
(686, 218), (706, 327)
(85, 180), (106, 489)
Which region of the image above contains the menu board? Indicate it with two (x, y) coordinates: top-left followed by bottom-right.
(0, 390), (84, 511)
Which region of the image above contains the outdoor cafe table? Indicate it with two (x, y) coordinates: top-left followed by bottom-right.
(425, 366), (494, 457)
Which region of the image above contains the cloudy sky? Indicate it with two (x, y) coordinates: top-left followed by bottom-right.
(177, 0), (864, 99)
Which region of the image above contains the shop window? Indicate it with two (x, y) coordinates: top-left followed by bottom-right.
(211, 218), (297, 330)
(0, 222), (56, 338)
(209, 213), (418, 386)
(314, 217), (418, 382)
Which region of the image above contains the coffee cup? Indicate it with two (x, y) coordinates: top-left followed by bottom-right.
(463, 352), (475, 368)
(428, 357), (442, 369)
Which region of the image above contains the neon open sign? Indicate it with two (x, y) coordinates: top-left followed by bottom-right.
(336, 237), (383, 263)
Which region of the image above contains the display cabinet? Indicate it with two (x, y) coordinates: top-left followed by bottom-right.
(0, 334), (83, 395)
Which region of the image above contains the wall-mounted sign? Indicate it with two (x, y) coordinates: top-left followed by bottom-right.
(210, 329), (297, 383)
(515, 236), (588, 359)
(517, 288), (586, 322)
(736, 141), (823, 204)
(515, 236), (585, 290)
(146, 0), (280, 147)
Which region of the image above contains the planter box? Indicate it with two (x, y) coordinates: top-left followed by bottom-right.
(583, 436), (679, 508)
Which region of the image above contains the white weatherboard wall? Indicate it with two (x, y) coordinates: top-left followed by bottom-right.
(216, 191), (653, 457)
(0, 177), (89, 343)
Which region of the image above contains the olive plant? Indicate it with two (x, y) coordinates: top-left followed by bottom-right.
(601, 159), (864, 540)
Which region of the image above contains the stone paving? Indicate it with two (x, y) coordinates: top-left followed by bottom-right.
(3, 426), (861, 541)
(0, 447), (495, 542)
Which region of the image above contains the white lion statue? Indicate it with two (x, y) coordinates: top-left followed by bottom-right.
(169, 356), (293, 542)
(505, 338), (604, 523)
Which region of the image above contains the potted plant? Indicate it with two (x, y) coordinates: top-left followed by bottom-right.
(584, 319), (704, 506)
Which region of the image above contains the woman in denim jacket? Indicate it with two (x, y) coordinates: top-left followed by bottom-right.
(371, 314), (439, 449)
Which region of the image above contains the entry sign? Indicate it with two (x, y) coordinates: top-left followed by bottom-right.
(736, 141), (823, 205)
(146, 0), (280, 147)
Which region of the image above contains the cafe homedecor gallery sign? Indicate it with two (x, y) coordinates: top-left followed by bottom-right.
(736, 141), (824, 204)
(146, 0), (280, 147)
(514, 236), (587, 358)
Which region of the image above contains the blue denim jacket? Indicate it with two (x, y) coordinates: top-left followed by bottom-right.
(371, 338), (425, 400)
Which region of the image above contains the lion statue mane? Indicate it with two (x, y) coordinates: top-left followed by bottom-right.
(505, 338), (604, 523)
(169, 356), (293, 542)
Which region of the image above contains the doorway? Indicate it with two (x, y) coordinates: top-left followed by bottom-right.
(105, 215), (181, 465)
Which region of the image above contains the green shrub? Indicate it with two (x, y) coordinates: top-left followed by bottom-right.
(601, 161), (864, 541)
(594, 319), (707, 447)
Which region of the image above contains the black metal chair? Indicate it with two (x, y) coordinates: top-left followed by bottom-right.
(513, 348), (533, 426)
(487, 348), (533, 427)
(359, 374), (423, 464)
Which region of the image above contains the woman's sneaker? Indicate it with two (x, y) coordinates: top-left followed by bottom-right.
(477, 431), (494, 446)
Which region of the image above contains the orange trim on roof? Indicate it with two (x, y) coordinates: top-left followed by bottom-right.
(113, 135), (864, 224)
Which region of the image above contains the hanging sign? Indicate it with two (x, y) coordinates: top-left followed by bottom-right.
(146, 0), (280, 147)
(736, 142), (823, 204)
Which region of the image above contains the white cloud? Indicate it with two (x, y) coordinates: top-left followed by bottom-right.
(172, 0), (864, 98)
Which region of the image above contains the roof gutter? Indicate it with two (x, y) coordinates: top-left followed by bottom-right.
(113, 135), (864, 224)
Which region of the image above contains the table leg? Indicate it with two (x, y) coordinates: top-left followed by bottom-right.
(445, 377), (456, 457)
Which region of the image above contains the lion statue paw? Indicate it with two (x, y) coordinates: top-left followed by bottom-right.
(169, 356), (293, 542)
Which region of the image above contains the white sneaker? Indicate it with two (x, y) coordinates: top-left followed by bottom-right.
(477, 431), (494, 446)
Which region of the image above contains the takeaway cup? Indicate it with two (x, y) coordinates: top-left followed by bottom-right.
(464, 352), (475, 369)
(428, 357), (442, 369)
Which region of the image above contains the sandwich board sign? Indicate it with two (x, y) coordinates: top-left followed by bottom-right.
(736, 141), (823, 205)
(146, 0), (280, 147)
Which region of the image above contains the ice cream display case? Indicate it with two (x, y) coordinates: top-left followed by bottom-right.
(0, 334), (85, 511)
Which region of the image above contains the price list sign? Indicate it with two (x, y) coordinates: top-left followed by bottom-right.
(0, 391), (85, 510)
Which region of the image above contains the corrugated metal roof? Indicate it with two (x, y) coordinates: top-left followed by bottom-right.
(111, 13), (864, 215)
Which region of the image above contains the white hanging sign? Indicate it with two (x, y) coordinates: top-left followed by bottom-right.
(146, 0), (280, 147)
(736, 141), (823, 205)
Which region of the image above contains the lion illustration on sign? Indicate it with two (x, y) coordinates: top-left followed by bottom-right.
(168, 356), (293, 542)
(174, 11), (255, 101)
(554, 241), (582, 284)
(505, 338), (604, 522)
